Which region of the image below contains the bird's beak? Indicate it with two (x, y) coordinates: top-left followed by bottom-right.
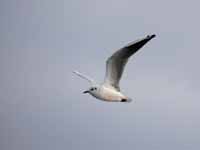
(83, 90), (89, 94)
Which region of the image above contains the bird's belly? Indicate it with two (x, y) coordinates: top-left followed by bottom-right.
(91, 89), (124, 102)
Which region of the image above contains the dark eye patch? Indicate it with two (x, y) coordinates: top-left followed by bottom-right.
(90, 87), (97, 91)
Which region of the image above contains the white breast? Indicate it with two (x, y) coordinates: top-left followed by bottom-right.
(91, 85), (126, 102)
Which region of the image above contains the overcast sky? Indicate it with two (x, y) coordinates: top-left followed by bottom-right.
(1, 0), (200, 150)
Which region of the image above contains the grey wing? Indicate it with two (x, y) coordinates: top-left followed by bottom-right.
(103, 34), (156, 91)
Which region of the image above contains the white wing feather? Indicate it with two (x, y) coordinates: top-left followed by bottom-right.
(73, 71), (95, 85)
(103, 35), (156, 91)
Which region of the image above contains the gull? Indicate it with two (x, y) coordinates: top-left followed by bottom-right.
(73, 34), (156, 102)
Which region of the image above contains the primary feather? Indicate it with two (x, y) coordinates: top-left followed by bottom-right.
(103, 35), (156, 91)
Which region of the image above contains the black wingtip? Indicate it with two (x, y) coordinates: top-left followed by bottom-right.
(151, 34), (156, 38)
(147, 34), (156, 40)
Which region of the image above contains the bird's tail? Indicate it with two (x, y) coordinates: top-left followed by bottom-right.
(126, 98), (132, 103)
(121, 97), (132, 103)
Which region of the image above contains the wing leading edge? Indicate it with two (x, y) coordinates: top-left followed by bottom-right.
(103, 34), (156, 91)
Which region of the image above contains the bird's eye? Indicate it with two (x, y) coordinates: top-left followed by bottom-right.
(90, 87), (97, 91)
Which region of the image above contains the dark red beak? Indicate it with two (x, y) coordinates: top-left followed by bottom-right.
(83, 90), (89, 94)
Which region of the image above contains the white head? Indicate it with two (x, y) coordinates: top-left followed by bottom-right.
(73, 71), (99, 95)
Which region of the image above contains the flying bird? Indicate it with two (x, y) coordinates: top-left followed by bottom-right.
(73, 34), (156, 102)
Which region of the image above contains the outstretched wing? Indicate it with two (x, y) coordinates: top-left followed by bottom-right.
(73, 70), (95, 85)
(103, 34), (156, 91)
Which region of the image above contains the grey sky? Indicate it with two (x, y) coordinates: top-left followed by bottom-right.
(1, 0), (200, 150)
